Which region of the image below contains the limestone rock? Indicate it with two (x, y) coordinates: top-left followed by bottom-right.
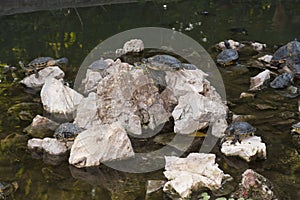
(20, 66), (64, 89)
(116, 39), (144, 55)
(27, 138), (43, 151)
(41, 78), (83, 120)
(74, 92), (102, 129)
(42, 137), (67, 155)
(24, 115), (60, 138)
(69, 123), (135, 168)
(163, 153), (226, 199)
(221, 136), (267, 162)
(258, 55), (273, 63)
(251, 42), (266, 51)
(80, 69), (103, 95)
(249, 69), (270, 91)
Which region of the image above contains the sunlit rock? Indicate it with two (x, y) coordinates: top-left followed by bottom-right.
(232, 169), (275, 200)
(24, 115), (60, 138)
(217, 39), (243, 50)
(80, 69), (103, 95)
(20, 66), (64, 89)
(249, 69), (271, 91)
(41, 78), (83, 120)
(28, 137), (67, 155)
(27, 138), (43, 151)
(74, 92), (102, 129)
(116, 39), (144, 55)
(163, 153), (227, 199)
(258, 54), (273, 63)
(69, 123), (134, 168)
(251, 42), (266, 51)
(221, 136), (267, 162)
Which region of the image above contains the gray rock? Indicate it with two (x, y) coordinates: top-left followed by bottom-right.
(163, 153), (227, 199)
(24, 115), (60, 138)
(249, 69), (270, 91)
(69, 123), (135, 168)
(20, 66), (64, 89)
(41, 78), (83, 120)
(221, 136), (267, 162)
(74, 92), (102, 129)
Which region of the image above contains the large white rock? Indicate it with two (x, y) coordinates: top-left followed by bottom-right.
(249, 69), (270, 91)
(69, 123), (135, 168)
(163, 153), (226, 198)
(20, 66), (64, 89)
(74, 92), (102, 129)
(41, 78), (83, 118)
(116, 39), (144, 55)
(80, 69), (103, 95)
(221, 136), (267, 162)
(172, 92), (227, 134)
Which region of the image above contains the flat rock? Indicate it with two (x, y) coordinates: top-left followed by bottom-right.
(41, 78), (83, 120)
(24, 115), (60, 138)
(163, 153), (226, 199)
(221, 136), (267, 162)
(249, 69), (270, 91)
(69, 123), (135, 168)
(74, 92), (102, 129)
(20, 66), (64, 89)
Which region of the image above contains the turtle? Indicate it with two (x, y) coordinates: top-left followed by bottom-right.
(54, 123), (84, 142)
(19, 57), (68, 78)
(181, 63), (198, 70)
(0, 181), (18, 199)
(291, 122), (300, 134)
(270, 72), (293, 89)
(224, 122), (256, 144)
(271, 39), (300, 67)
(217, 40), (239, 65)
(88, 58), (109, 71)
(141, 54), (183, 71)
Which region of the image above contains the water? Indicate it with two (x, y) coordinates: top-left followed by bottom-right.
(0, 0), (300, 199)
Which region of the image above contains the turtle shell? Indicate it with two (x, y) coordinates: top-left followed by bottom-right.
(271, 40), (300, 66)
(217, 49), (239, 65)
(145, 54), (183, 71)
(27, 57), (54, 70)
(225, 122), (256, 136)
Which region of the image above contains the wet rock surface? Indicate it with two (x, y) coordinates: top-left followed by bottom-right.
(249, 69), (270, 91)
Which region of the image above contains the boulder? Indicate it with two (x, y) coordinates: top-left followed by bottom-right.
(74, 92), (102, 129)
(233, 169), (275, 200)
(69, 123), (135, 168)
(163, 153), (227, 199)
(116, 39), (144, 55)
(20, 66), (64, 89)
(221, 136), (267, 162)
(249, 69), (271, 91)
(41, 78), (83, 120)
(24, 115), (60, 138)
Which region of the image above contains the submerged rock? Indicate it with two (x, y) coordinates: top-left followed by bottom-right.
(249, 69), (271, 91)
(20, 66), (64, 89)
(221, 136), (267, 162)
(163, 153), (227, 199)
(69, 123), (134, 168)
(24, 115), (60, 138)
(41, 78), (83, 121)
(232, 169), (275, 200)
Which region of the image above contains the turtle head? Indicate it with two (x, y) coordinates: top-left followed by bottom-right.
(57, 57), (69, 66)
(224, 40), (231, 49)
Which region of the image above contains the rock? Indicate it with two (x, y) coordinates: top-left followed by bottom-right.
(20, 66), (64, 89)
(80, 69), (103, 95)
(146, 180), (166, 194)
(249, 69), (271, 91)
(172, 92), (227, 134)
(211, 118), (228, 138)
(163, 153), (227, 199)
(217, 39), (243, 50)
(221, 136), (267, 162)
(121, 39), (144, 54)
(27, 138), (43, 151)
(270, 72), (292, 89)
(251, 42), (266, 51)
(240, 92), (255, 99)
(96, 60), (171, 135)
(258, 54), (273, 63)
(232, 169), (275, 200)
(24, 115), (60, 138)
(69, 123), (134, 168)
(41, 78), (83, 120)
(74, 92), (102, 129)
(42, 138), (67, 155)
(28, 137), (67, 155)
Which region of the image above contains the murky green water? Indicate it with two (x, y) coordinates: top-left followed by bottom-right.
(1, 0), (300, 199)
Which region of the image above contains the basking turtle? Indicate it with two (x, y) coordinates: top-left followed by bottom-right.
(224, 122), (256, 144)
(19, 57), (68, 78)
(291, 122), (300, 134)
(270, 72), (293, 89)
(141, 54), (183, 71)
(271, 39), (300, 67)
(0, 181), (18, 199)
(88, 58), (109, 71)
(54, 123), (84, 142)
(217, 40), (239, 65)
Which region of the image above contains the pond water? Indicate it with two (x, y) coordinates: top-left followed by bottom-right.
(0, 0), (300, 199)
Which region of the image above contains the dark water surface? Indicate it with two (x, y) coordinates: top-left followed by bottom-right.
(0, 0), (300, 199)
